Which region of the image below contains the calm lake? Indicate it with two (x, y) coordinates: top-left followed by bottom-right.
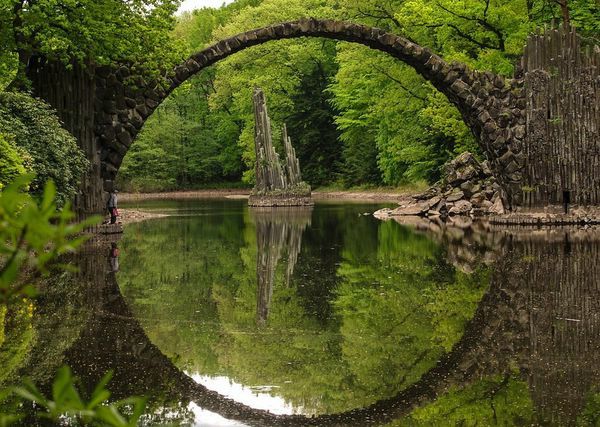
(2, 199), (599, 426)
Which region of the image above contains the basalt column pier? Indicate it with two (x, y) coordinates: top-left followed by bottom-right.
(28, 20), (599, 216)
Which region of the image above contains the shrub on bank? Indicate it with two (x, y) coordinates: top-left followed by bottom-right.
(0, 92), (87, 207)
(0, 134), (26, 190)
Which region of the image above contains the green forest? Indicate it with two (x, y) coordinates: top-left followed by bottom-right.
(117, 0), (600, 191)
(1, 0), (598, 195)
(1, 0), (600, 424)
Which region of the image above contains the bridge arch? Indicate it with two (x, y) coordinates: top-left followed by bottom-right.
(95, 18), (522, 205)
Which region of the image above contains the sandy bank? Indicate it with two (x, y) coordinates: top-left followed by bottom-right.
(114, 209), (169, 225)
(119, 189), (414, 203)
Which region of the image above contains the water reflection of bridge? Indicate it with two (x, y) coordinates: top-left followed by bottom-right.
(37, 224), (600, 425)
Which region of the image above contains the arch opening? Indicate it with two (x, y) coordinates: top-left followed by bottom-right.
(95, 19), (522, 207)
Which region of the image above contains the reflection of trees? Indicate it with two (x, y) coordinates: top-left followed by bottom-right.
(335, 220), (489, 405)
(251, 207), (312, 325)
(0, 241), (98, 390)
(0, 304), (34, 385)
(8, 208), (600, 425)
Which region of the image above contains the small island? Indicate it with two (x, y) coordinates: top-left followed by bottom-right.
(248, 87), (312, 207)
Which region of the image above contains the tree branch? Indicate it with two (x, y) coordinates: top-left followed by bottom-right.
(356, 5), (402, 30)
(554, 0), (570, 27)
(425, 22), (500, 51)
(372, 65), (427, 101)
(436, 2), (506, 51)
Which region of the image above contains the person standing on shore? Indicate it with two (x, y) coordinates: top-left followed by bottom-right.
(106, 190), (119, 224)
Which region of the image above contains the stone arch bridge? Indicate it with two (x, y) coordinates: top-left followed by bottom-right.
(27, 19), (599, 214)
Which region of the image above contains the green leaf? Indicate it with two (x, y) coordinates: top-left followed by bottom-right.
(95, 405), (128, 427)
(13, 380), (48, 407)
(87, 371), (113, 409)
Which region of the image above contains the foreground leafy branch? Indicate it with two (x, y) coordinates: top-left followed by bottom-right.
(0, 366), (146, 427)
(0, 175), (146, 425)
(0, 175), (97, 303)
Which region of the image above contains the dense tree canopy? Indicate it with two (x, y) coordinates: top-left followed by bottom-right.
(0, 0), (598, 192)
(0, 92), (87, 206)
(1, 0), (184, 88)
(0, 134), (26, 190)
(118, 0), (599, 191)
(0, 0), (187, 203)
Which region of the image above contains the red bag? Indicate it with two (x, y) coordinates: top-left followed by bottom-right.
(112, 208), (119, 217)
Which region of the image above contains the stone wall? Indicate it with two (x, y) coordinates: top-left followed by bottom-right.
(27, 58), (104, 216)
(521, 28), (600, 208)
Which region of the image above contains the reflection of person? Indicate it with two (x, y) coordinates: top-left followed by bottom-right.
(106, 190), (119, 224)
(109, 242), (120, 272)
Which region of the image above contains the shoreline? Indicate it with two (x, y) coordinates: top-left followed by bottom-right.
(115, 189), (413, 226)
(119, 189), (415, 203)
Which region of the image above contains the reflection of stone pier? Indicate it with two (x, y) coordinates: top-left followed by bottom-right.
(251, 207), (313, 325)
(505, 233), (600, 425)
(385, 217), (600, 425)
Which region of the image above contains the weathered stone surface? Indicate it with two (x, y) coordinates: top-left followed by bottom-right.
(489, 196), (505, 215)
(145, 98), (158, 109)
(135, 104), (148, 117)
(470, 192), (487, 205)
(457, 165), (478, 182)
(391, 201), (431, 216)
(390, 152), (504, 219)
(103, 100), (117, 114)
(449, 200), (472, 215)
(460, 181), (476, 196)
(414, 186), (439, 200)
(116, 131), (132, 147)
(514, 125), (526, 139)
(249, 88), (311, 207)
(130, 112), (144, 129)
(447, 189), (465, 202)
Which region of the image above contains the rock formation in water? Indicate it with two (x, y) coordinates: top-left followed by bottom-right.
(377, 152), (506, 219)
(248, 88), (311, 207)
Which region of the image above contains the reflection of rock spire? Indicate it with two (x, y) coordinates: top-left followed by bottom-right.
(253, 207), (312, 325)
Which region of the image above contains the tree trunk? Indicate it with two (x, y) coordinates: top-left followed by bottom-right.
(557, 0), (570, 28)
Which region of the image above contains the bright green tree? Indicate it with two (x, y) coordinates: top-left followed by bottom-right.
(0, 92), (87, 207)
(0, 134), (26, 191)
(1, 0), (184, 88)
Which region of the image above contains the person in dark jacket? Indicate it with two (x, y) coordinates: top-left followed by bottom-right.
(106, 190), (118, 224)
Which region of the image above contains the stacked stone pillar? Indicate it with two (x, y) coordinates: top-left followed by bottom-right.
(248, 88), (312, 207)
